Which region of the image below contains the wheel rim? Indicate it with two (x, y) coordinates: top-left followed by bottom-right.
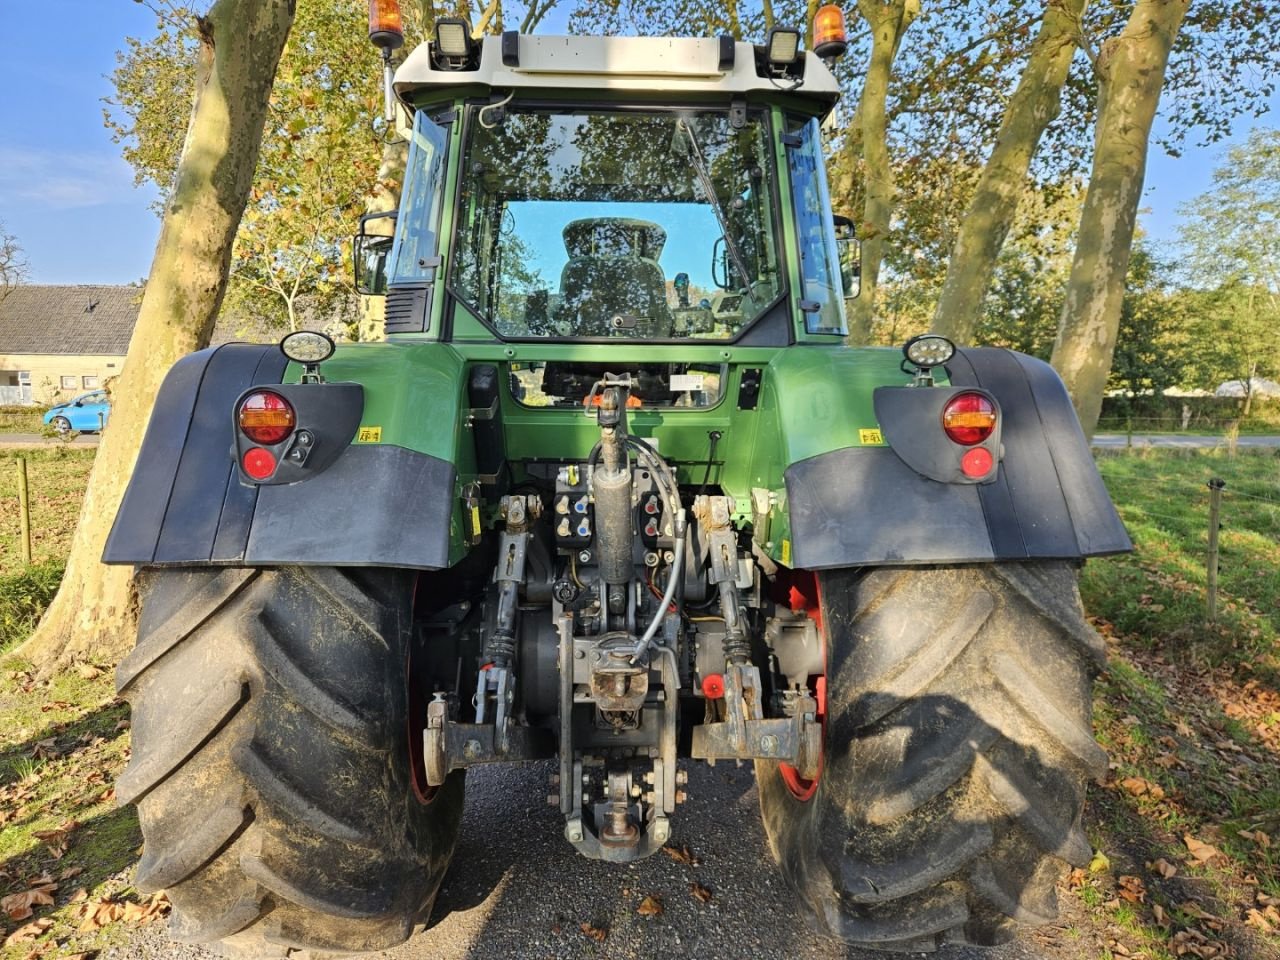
(777, 570), (826, 802)
(53, 417), (70, 434)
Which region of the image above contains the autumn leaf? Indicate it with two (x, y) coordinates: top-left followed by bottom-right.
(2, 917), (52, 947)
(1148, 858), (1177, 879)
(661, 842), (700, 866)
(1117, 875), (1147, 904)
(1238, 829), (1271, 849)
(1120, 776), (1166, 801)
(75, 664), (101, 680)
(690, 882), (713, 903)
(636, 895), (663, 917)
(2, 883), (56, 921)
(579, 921), (608, 943)
(1089, 849), (1111, 873)
(1183, 834), (1223, 863)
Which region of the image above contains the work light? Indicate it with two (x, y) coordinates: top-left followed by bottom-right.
(436, 18), (474, 58)
(766, 27), (802, 66)
(903, 334), (956, 369)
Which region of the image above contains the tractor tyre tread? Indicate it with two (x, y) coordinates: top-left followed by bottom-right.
(758, 561), (1103, 951)
(117, 566), (464, 958)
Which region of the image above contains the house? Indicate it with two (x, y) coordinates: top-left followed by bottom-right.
(0, 285), (140, 405)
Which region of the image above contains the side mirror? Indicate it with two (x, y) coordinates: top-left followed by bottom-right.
(354, 210), (397, 296)
(833, 214), (860, 300)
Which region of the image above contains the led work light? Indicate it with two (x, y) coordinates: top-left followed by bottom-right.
(766, 27), (802, 65)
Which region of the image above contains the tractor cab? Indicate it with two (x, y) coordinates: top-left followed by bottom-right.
(356, 32), (855, 349)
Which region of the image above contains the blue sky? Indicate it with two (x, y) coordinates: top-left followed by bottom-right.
(0, 2), (1273, 286)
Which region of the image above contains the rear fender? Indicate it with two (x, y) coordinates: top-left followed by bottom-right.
(103, 343), (461, 570)
(782, 347), (1131, 569)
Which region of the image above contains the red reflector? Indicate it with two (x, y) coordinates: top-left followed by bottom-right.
(239, 391), (295, 445)
(961, 447), (994, 478)
(943, 392), (996, 445)
(242, 447), (277, 481)
(701, 673), (725, 700)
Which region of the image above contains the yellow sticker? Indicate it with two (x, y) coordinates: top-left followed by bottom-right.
(470, 505), (481, 535)
(356, 426), (383, 443)
(780, 539), (792, 566)
(859, 428), (884, 445)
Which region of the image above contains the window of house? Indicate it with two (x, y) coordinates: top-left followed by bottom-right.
(82, 375), (99, 389)
(60, 376), (77, 389)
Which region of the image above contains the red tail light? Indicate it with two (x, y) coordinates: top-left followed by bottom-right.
(238, 391), (295, 445)
(242, 447), (277, 480)
(942, 392), (996, 445)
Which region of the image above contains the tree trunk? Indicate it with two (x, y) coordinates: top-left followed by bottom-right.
(1050, 0), (1190, 438)
(846, 0), (919, 345)
(18, 0), (296, 672)
(932, 0), (1087, 343)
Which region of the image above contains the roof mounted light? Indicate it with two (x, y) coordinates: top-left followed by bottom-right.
(368, 0), (404, 51)
(766, 27), (802, 66)
(435, 17), (475, 63)
(813, 5), (848, 62)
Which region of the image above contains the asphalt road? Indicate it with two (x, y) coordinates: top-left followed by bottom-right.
(103, 761), (1055, 960)
(1092, 433), (1280, 448)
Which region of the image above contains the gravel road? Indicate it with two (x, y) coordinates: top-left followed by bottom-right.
(102, 761), (1055, 960)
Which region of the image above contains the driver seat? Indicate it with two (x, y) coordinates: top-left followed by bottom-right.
(556, 218), (673, 336)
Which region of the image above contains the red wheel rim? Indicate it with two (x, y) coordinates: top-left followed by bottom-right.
(776, 571), (825, 802)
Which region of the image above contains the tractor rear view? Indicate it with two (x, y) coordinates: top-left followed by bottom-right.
(105, 6), (1130, 956)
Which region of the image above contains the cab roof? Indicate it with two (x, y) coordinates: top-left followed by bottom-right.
(394, 35), (840, 114)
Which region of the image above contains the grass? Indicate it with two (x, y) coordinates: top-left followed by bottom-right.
(0, 406), (47, 435)
(0, 449), (96, 577)
(0, 446), (1278, 957)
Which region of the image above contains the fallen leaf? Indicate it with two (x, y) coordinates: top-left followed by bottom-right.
(2, 917), (52, 947)
(2, 884), (57, 921)
(1089, 849), (1111, 874)
(114, 719), (130, 732)
(1184, 834), (1223, 864)
(75, 664), (101, 680)
(1238, 829), (1271, 849)
(690, 882), (713, 903)
(78, 897), (126, 932)
(30, 739), (57, 760)
(1067, 867), (1088, 889)
(636, 895), (663, 917)
(1120, 776), (1166, 801)
(69, 888), (88, 904)
(1154, 903), (1167, 926)
(661, 842), (700, 866)
(579, 921), (608, 943)
(1148, 858), (1178, 879)
(1117, 875), (1146, 904)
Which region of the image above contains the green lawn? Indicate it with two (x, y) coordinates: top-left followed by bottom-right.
(0, 406), (48, 434)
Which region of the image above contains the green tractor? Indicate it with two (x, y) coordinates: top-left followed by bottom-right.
(105, 9), (1130, 957)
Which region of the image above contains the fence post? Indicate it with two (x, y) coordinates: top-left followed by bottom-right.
(17, 456), (32, 566)
(1206, 478), (1226, 622)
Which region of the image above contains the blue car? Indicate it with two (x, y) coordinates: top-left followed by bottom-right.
(43, 390), (111, 434)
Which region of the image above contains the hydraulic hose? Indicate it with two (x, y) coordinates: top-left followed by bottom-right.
(632, 508), (687, 662)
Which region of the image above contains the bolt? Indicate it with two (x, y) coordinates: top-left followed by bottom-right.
(664, 550), (675, 563)
(675, 770), (688, 785)
(760, 735), (778, 756)
(547, 793), (560, 806)
(583, 792), (592, 804)
(644, 771), (656, 784)
(630, 784), (642, 798)
(582, 774), (591, 784)
(643, 791), (656, 805)
(568, 827), (583, 843)
(654, 822), (669, 842)
(675, 790), (688, 804)
(579, 550), (592, 563)
(644, 551), (659, 567)
(549, 773), (560, 787)
(463, 739), (483, 760)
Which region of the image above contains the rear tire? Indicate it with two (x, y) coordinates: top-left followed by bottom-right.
(116, 566), (464, 957)
(51, 416), (72, 435)
(758, 562), (1106, 951)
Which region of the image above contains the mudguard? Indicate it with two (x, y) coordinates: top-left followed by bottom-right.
(783, 347), (1131, 570)
(102, 343), (458, 570)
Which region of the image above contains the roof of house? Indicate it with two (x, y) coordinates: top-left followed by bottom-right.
(0, 285), (141, 356)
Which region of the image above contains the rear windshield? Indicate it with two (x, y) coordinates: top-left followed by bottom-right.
(451, 107), (783, 341)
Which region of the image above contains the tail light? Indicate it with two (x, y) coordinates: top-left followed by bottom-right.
(238, 391), (295, 445)
(942, 392), (996, 446)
